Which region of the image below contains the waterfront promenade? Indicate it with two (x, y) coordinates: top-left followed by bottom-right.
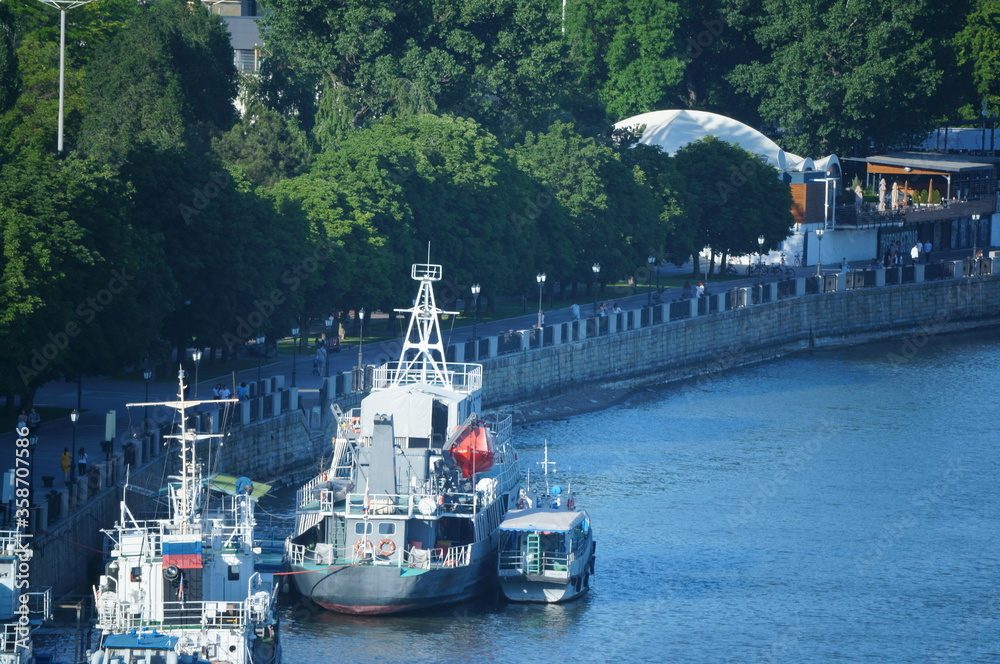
(2, 249), (995, 524)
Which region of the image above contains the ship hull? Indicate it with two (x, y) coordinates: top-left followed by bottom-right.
(291, 556), (496, 615)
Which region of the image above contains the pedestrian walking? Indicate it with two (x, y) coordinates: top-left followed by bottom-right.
(910, 243), (921, 265)
(27, 408), (40, 435)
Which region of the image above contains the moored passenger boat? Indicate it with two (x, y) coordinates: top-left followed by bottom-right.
(285, 263), (521, 615)
(497, 444), (595, 603)
(90, 372), (280, 664)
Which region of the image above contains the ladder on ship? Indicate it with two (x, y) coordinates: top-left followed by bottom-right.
(526, 533), (541, 575)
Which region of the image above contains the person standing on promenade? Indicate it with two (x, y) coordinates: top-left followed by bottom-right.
(60, 447), (72, 482)
(923, 241), (932, 263)
(910, 243), (921, 265)
(77, 447), (88, 478)
(27, 408), (40, 435)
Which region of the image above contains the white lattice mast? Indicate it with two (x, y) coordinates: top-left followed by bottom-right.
(391, 264), (458, 388)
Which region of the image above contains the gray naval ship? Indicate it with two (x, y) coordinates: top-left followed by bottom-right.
(285, 263), (521, 614)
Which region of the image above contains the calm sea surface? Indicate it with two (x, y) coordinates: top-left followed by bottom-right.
(40, 331), (1000, 663)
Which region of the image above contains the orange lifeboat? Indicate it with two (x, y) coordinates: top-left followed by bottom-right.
(447, 426), (496, 478)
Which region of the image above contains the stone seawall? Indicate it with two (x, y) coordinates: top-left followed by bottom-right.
(480, 276), (1000, 409)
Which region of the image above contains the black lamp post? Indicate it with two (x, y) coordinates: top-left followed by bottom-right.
(470, 284), (480, 342)
(357, 309), (365, 370)
(143, 369), (152, 433)
(192, 349), (202, 398)
(646, 256), (655, 306)
(291, 326), (300, 387)
(70, 408), (79, 483)
(815, 228), (825, 278)
(536, 273), (546, 328)
(972, 213), (981, 274)
(256, 335), (265, 383)
(758, 235), (765, 286)
(592, 263), (601, 317)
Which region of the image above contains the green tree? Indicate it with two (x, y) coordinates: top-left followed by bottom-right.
(78, 0), (237, 164)
(955, 0), (1000, 108)
(212, 104), (313, 188)
(566, 0), (686, 121)
(512, 121), (660, 287)
(0, 147), (169, 401)
(259, 0), (569, 140)
(730, 0), (958, 156)
(672, 136), (792, 269)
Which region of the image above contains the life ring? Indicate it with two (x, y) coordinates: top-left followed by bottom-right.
(443, 559), (457, 567)
(437, 494), (445, 506)
(349, 417), (362, 434)
(354, 539), (373, 557)
(322, 472), (328, 481)
(518, 496), (526, 509)
(376, 539), (396, 558)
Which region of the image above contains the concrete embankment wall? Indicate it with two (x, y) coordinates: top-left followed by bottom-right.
(480, 276), (1000, 409)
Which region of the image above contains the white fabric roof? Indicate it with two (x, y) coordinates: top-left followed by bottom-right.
(614, 110), (840, 176)
(499, 507), (587, 533)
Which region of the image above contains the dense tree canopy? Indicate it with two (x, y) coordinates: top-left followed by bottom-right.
(0, 0), (993, 402)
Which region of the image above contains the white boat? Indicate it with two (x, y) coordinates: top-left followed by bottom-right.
(89, 371), (280, 664)
(285, 263), (522, 615)
(0, 530), (50, 664)
(497, 444), (595, 603)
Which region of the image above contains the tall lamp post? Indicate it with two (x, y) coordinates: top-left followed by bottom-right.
(255, 335), (265, 383)
(357, 309), (365, 369)
(972, 213), (981, 274)
(142, 370), (152, 434)
(591, 263), (601, 317)
(646, 256), (655, 306)
(470, 284), (481, 342)
(757, 235), (765, 285)
(192, 350), (202, 398)
(536, 273), (546, 328)
(290, 327), (300, 387)
(70, 408), (79, 483)
(815, 228), (825, 278)
(36, 0), (96, 153)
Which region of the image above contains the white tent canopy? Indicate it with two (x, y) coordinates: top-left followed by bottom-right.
(614, 109), (840, 177)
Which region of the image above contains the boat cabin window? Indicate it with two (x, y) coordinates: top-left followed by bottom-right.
(378, 523), (396, 535)
(409, 437), (429, 448)
(431, 400), (448, 448)
(354, 522), (374, 535)
(228, 564), (240, 581)
(130, 567), (141, 582)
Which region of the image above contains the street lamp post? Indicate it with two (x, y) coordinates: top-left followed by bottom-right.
(357, 309), (365, 369)
(36, 0), (96, 153)
(815, 228), (825, 278)
(143, 370), (152, 434)
(255, 335), (265, 383)
(291, 327), (300, 387)
(70, 409), (79, 483)
(192, 350), (202, 398)
(972, 213), (981, 274)
(536, 273), (546, 328)
(470, 284), (481, 344)
(757, 235), (765, 285)
(646, 256), (655, 306)
(591, 263), (601, 317)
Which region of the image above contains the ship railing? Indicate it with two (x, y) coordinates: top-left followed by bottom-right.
(497, 549), (572, 578)
(403, 542), (472, 569)
(342, 490), (481, 517)
(113, 601), (249, 631)
(0, 622), (30, 653)
(371, 362), (483, 393)
(286, 541), (306, 566)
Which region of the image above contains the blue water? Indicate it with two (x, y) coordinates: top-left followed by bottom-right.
(273, 331), (1000, 663)
(39, 331), (1000, 663)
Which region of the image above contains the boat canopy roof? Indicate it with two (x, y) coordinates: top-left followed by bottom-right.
(499, 507), (587, 533)
(102, 631), (179, 650)
(360, 384), (465, 438)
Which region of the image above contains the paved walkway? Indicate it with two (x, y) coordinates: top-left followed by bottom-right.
(1, 249), (982, 507)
